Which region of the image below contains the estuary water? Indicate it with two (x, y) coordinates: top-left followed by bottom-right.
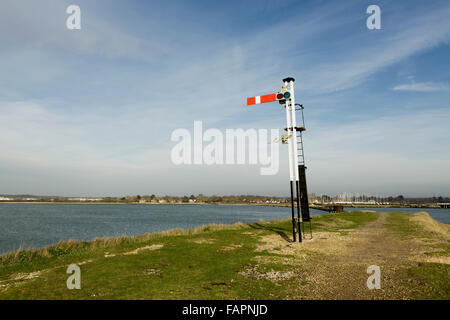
(0, 204), (448, 254)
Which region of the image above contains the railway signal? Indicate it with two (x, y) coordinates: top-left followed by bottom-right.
(246, 77), (312, 242)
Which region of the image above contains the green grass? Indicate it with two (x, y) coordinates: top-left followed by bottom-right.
(387, 211), (449, 242)
(0, 211), (379, 300)
(0, 226), (289, 299)
(386, 212), (423, 239)
(256, 210), (380, 237)
(426, 244), (450, 257)
(386, 212), (450, 299)
(408, 262), (450, 299)
(0, 210), (447, 300)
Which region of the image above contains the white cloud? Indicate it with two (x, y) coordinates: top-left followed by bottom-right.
(0, 0), (144, 59)
(295, 5), (450, 94)
(304, 108), (450, 196)
(392, 82), (450, 92)
(1, 100), (449, 197)
(0, 100), (170, 170)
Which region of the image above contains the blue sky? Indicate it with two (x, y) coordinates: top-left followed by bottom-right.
(0, 0), (449, 197)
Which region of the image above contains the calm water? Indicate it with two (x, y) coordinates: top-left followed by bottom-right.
(0, 204), (448, 254)
(0, 204), (317, 254)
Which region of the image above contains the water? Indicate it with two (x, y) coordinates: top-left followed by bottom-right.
(0, 204), (448, 255)
(0, 204), (319, 254)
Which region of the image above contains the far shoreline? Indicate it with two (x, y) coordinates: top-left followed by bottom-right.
(0, 201), (446, 209)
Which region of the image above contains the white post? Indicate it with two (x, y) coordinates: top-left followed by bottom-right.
(287, 79), (303, 241)
(284, 85), (294, 182)
(284, 80), (297, 242)
(288, 80), (300, 183)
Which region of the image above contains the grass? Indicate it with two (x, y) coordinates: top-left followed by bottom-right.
(386, 212), (427, 239)
(408, 263), (450, 299)
(257, 210), (380, 237)
(426, 244), (450, 257)
(0, 226), (277, 299)
(385, 212), (450, 299)
(0, 210), (448, 300)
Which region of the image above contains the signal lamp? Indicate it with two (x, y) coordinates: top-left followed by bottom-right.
(283, 92), (291, 99)
(276, 93), (284, 100)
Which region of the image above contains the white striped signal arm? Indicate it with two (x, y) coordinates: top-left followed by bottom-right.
(246, 93), (277, 106)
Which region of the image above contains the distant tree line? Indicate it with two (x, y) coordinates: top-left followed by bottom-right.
(0, 194), (449, 205)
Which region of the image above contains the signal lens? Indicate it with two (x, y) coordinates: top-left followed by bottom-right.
(276, 93), (284, 100)
(283, 92), (291, 99)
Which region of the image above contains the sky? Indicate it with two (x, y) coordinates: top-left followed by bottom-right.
(0, 0), (449, 197)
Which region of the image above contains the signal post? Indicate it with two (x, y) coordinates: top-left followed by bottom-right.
(246, 77), (311, 242)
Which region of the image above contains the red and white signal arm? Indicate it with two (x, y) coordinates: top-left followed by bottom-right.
(246, 91), (290, 106)
(246, 93), (277, 106)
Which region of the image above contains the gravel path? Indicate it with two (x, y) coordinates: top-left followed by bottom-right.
(257, 213), (440, 299)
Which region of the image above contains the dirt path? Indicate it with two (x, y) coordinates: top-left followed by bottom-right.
(304, 213), (423, 299)
(257, 213), (431, 299)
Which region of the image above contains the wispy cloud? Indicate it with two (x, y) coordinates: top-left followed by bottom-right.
(294, 4), (450, 94)
(0, 0), (145, 59)
(1, 0), (450, 196)
(305, 108), (450, 196)
(392, 82), (450, 92)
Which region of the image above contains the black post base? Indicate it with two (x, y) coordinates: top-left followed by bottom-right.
(289, 181), (296, 242)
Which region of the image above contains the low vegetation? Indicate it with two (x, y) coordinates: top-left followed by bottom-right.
(0, 211), (448, 299)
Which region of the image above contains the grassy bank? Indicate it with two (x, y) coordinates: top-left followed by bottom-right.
(0, 211), (448, 300)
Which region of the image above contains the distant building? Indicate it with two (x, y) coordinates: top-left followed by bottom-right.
(0, 197), (12, 201)
(68, 197), (87, 201)
(68, 197), (102, 201)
